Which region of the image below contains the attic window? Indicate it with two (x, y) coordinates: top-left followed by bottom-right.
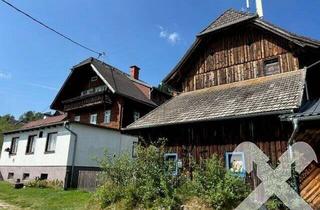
(91, 76), (98, 82)
(264, 58), (280, 76)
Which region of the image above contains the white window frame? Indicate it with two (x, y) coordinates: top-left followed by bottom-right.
(164, 153), (179, 176)
(104, 110), (111, 124)
(90, 113), (98, 125)
(10, 137), (19, 155)
(45, 132), (57, 153)
(74, 115), (80, 122)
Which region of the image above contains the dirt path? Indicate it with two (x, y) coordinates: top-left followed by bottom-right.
(0, 201), (18, 210)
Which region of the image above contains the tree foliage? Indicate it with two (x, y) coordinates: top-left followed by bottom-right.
(18, 111), (43, 123)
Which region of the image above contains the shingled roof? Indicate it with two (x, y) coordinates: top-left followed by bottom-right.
(127, 70), (306, 129)
(51, 58), (156, 110)
(163, 9), (320, 84)
(198, 9), (257, 36)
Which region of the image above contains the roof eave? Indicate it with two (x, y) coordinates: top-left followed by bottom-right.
(3, 121), (68, 135)
(125, 109), (295, 130)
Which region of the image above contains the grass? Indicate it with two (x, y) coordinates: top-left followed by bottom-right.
(0, 181), (96, 210)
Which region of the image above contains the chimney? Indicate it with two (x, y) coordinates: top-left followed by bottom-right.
(130, 65), (140, 80)
(256, 0), (264, 18)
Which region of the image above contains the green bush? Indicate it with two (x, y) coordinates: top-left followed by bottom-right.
(26, 179), (63, 189)
(94, 144), (250, 210)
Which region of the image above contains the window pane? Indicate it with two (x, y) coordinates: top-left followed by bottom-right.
(26, 135), (36, 154)
(11, 137), (19, 154)
(46, 133), (57, 152)
(90, 114), (97, 124)
(104, 110), (111, 123)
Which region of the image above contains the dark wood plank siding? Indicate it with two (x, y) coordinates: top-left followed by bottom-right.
(181, 26), (300, 92)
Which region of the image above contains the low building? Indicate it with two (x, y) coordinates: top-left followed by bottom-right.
(0, 114), (137, 188)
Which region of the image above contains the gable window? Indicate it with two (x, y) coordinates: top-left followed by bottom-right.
(26, 135), (36, 154)
(91, 76), (98, 82)
(264, 58), (280, 76)
(74, 115), (80, 122)
(10, 137), (19, 155)
(104, 110), (111, 124)
(45, 132), (57, 153)
(225, 152), (246, 177)
(133, 111), (140, 122)
(90, 114), (98, 125)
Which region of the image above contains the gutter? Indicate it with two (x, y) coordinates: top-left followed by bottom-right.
(287, 118), (300, 194)
(63, 122), (78, 188)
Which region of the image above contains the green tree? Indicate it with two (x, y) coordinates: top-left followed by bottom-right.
(19, 111), (43, 123)
(0, 115), (20, 152)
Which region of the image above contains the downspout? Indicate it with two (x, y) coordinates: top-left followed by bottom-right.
(63, 122), (78, 188)
(288, 118), (300, 194)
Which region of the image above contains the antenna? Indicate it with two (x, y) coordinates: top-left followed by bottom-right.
(256, 0), (264, 18)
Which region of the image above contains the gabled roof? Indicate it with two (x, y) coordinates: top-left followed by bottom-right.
(198, 9), (257, 36)
(163, 9), (320, 84)
(21, 114), (67, 130)
(127, 70), (306, 129)
(51, 58), (157, 110)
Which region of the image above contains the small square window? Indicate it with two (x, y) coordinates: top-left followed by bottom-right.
(7, 172), (14, 179)
(39, 131), (43, 138)
(264, 58), (280, 76)
(23, 173), (30, 180)
(91, 76), (98, 82)
(26, 135), (36, 154)
(90, 114), (97, 125)
(104, 110), (111, 124)
(133, 111), (140, 122)
(40, 174), (48, 180)
(225, 152), (246, 177)
(45, 132), (57, 153)
(74, 115), (80, 122)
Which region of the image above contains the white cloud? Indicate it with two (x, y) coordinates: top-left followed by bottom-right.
(27, 83), (58, 91)
(0, 71), (11, 80)
(168, 32), (180, 44)
(158, 26), (180, 45)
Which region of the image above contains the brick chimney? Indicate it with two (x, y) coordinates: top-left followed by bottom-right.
(130, 65), (140, 80)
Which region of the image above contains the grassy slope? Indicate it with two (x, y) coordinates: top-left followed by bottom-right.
(0, 182), (94, 210)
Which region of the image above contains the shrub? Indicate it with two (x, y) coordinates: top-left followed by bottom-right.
(26, 179), (63, 189)
(178, 156), (250, 210)
(94, 144), (250, 210)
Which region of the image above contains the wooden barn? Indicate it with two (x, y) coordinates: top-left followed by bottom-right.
(125, 9), (320, 208)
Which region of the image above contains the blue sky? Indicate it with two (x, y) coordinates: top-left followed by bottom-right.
(0, 0), (320, 118)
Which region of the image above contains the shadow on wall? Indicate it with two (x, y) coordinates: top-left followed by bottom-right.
(0, 172), (3, 181)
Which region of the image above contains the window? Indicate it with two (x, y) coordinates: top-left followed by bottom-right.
(26, 135), (36, 154)
(225, 152), (246, 177)
(164, 153), (179, 176)
(23, 173), (30, 180)
(39, 131), (43, 138)
(74, 115), (80, 122)
(133, 111), (140, 121)
(10, 137), (19, 155)
(90, 114), (97, 124)
(7, 172), (14, 180)
(264, 58), (280, 76)
(91, 76), (98, 82)
(40, 174), (48, 180)
(45, 132), (57, 153)
(104, 110), (111, 124)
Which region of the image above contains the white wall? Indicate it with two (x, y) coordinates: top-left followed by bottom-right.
(69, 123), (138, 167)
(0, 126), (71, 167)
